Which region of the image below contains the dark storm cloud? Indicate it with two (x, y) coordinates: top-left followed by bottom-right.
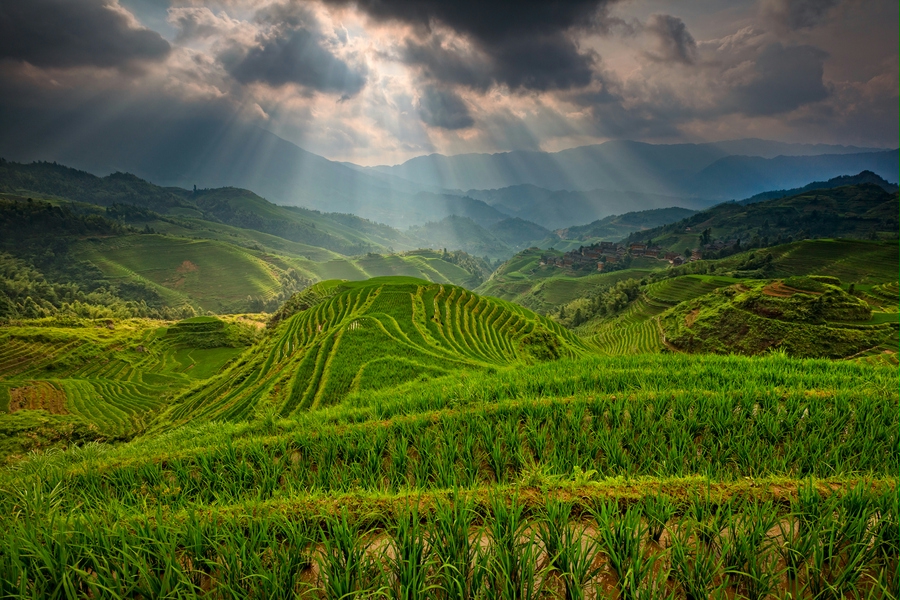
(728, 42), (830, 115)
(218, 2), (367, 96)
(0, 0), (170, 69)
(762, 0), (841, 31)
(403, 33), (596, 92)
(223, 28), (366, 95)
(646, 14), (697, 65)
(324, 0), (612, 40)
(417, 85), (474, 130)
(324, 0), (616, 91)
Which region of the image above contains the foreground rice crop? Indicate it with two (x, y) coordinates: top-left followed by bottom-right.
(0, 351), (895, 598)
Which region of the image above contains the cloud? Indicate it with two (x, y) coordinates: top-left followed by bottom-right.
(0, 0), (170, 69)
(324, 0), (617, 91)
(217, 3), (367, 96)
(727, 42), (830, 115)
(646, 14), (697, 65)
(223, 29), (367, 94)
(168, 7), (241, 42)
(416, 85), (473, 129)
(761, 0), (841, 31)
(402, 32), (596, 92)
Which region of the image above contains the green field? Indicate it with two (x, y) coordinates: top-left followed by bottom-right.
(165, 277), (587, 424)
(761, 239), (900, 284)
(0, 316), (258, 457)
(73, 235), (284, 312)
(0, 353), (895, 598)
(1, 178), (899, 600)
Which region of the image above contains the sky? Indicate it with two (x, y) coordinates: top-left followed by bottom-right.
(0, 0), (896, 166)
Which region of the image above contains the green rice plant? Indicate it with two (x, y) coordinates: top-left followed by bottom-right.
(797, 486), (875, 598)
(481, 494), (546, 600)
(317, 509), (384, 599)
(592, 500), (660, 600)
(536, 499), (602, 600)
(686, 493), (731, 549)
(719, 501), (782, 600)
(389, 433), (410, 490)
(642, 494), (677, 544)
(670, 521), (723, 600)
(803, 491), (876, 600)
(480, 419), (507, 484)
(215, 518), (310, 599)
(431, 493), (479, 600)
(388, 504), (436, 600)
(776, 516), (816, 583)
(869, 489), (899, 595)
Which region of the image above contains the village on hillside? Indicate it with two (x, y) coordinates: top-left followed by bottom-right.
(541, 236), (740, 273)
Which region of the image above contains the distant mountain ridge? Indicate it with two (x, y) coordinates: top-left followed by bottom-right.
(367, 139), (896, 197)
(465, 184), (708, 229)
(0, 159), (418, 256)
(737, 170), (899, 205)
(622, 180), (899, 254)
(3, 120), (896, 229)
(557, 207), (698, 242)
(687, 151), (899, 199)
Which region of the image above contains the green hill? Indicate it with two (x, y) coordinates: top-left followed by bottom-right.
(623, 183), (898, 255)
(488, 217), (557, 248)
(659, 279), (896, 358)
(0, 195), (494, 317)
(557, 206), (697, 242)
(164, 277), (587, 423)
(407, 215), (514, 260)
(0, 161), (418, 256)
(737, 170), (898, 205)
(541, 239), (900, 361)
(476, 247), (657, 313)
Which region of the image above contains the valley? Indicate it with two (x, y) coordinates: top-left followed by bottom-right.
(0, 158), (896, 599)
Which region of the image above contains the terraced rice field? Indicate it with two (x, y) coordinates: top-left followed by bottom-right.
(0, 318), (251, 438)
(767, 239), (899, 284)
(585, 277), (740, 356)
(867, 281), (900, 306)
(587, 298), (666, 355)
(644, 275), (739, 306)
(0, 353), (895, 598)
(167, 278), (587, 423)
(74, 235), (284, 312)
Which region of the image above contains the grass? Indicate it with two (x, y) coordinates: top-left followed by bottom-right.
(0, 351), (895, 598)
(0, 234), (897, 597)
(478, 267), (655, 313)
(74, 234), (283, 312)
(0, 317), (258, 458)
(164, 277), (588, 423)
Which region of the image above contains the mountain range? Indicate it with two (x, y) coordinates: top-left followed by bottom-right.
(1, 120), (897, 230)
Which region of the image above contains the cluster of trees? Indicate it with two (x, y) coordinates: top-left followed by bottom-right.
(555, 278), (643, 327)
(0, 253), (195, 321)
(438, 249), (494, 285)
(245, 269), (315, 313)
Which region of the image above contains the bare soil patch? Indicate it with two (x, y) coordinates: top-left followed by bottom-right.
(177, 260), (199, 274)
(762, 282), (821, 298)
(8, 383), (68, 414)
(685, 308), (700, 327)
